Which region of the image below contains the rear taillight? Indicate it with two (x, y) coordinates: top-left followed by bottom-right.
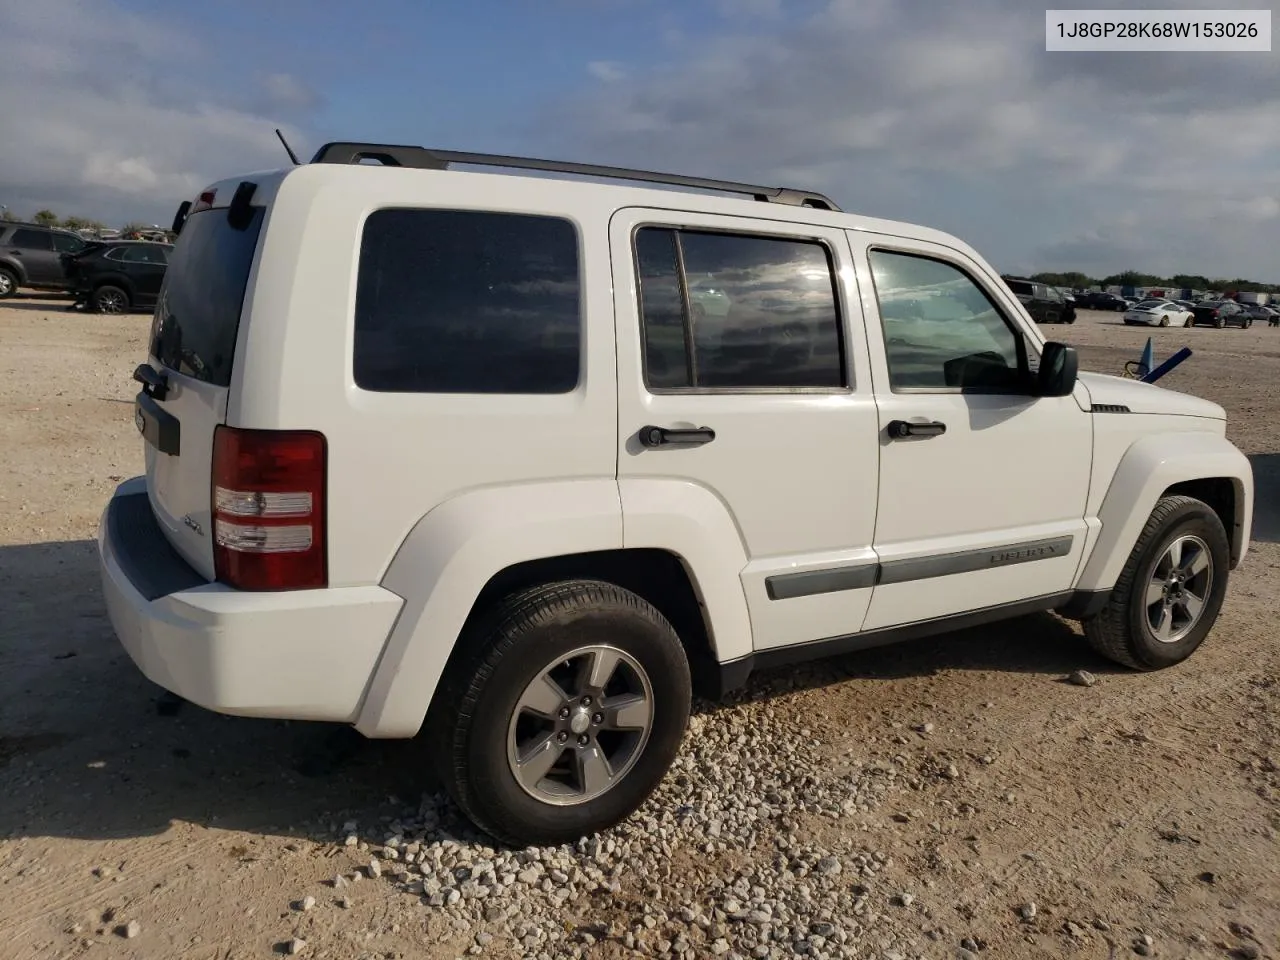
(212, 426), (327, 590)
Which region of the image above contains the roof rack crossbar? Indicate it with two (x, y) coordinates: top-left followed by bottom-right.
(308, 141), (841, 211)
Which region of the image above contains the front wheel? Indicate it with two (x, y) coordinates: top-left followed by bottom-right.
(0, 266), (17, 299)
(1184, 317), (1194, 328)
(1082, 495), (1230, 670)
(430, 580), (692, 847)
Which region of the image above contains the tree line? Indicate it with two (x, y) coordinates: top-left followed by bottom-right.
(1, 207), (157, 238)
(1029, 269), (1279, 294)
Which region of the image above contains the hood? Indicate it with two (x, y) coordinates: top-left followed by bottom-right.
(1078, 371), (1225, 420)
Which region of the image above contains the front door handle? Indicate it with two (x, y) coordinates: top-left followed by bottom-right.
(638, 425), (716, 448)
(887, 419), (946, 439)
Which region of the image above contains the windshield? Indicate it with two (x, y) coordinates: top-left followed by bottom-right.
(149, 206), (265, 387)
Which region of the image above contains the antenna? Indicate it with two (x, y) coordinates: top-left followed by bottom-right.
(275, 128), (301, 166)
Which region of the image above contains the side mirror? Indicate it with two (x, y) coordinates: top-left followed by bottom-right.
(1037, 341), (1078, 397)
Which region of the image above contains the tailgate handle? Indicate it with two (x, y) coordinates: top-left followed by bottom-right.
(133, 363), (169, 401)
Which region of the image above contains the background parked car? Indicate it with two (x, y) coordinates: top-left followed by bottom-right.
(1075, 290), (1130, 311)
(1189, 299), (1252, 329)
(1240, 303), (1277, 323)
(65, 240), (172, 314)
(1001, 275), (1076, 323)
(1123, 299), (1193, 327)
(0, 221), (88, 297)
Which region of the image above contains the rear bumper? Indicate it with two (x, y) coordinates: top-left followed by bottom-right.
(98, 477), (404, 723)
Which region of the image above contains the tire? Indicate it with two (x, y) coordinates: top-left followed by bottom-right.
(1082, 495), (1230, 670)
(1244, 318), (1253, 329)
(1184, 317), (1194, 328)
(0, 266), (17, 299)
(1214, 316), (1225, 329)
(1159, 315), (1169, 327)
(430, 579), (692, 847)
(92, 285), (130, 314)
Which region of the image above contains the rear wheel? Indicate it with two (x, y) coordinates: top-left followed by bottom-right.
(1214, 316), (1225, 329)
(1159, 314), (1169, 327)
(0, 267), (17, 299)
(1082, 495), (1229, 670)
(430, 579), (692, 846)
(92, 285), (129, 314)
(1244, 317), (1253, 329)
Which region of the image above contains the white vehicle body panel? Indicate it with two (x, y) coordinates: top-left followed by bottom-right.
(609, 206), (881, 651)
(848, 231), (1093, 628)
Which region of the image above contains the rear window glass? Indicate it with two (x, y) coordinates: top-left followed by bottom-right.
(353, 208), (581, 394)
(11, 228), (52, 250)
(149, 207), (264, 387)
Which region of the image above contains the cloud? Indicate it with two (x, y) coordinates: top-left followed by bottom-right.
(538, 0), (1280, 280)
(587, 60), (627, 83)
(257, 72), (324, 115)
(0, 0), (311, 227)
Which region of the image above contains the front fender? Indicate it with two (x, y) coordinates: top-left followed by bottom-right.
(354, 480), (623, 738)
(1075, 431), (1254, 592)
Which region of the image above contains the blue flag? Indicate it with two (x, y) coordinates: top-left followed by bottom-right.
(1139, 337), (1154, 377)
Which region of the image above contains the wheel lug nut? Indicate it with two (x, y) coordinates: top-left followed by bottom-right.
(557, 731), (568, 743)
(592, 713), (604, 725)
(577, 735), (589, 747)
(558, 707), (570, 719)
(581, 696), (592, 706)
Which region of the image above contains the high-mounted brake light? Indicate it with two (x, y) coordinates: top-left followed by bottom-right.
(190, 189), (217, 214)
(212, 427), (327, 590)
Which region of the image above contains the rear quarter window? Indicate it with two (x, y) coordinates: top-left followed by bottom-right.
(353, 208), (581, 394)
(149, 207), (265, 387)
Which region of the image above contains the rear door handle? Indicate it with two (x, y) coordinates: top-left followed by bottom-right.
(887, 419), (946, 439)
(638, 425), (716, 448)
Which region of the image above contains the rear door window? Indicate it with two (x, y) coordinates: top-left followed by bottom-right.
(634, 226), (846, 391)
(149, 207), (265, 387)
(353, 208), (581, 394)
(11, 229), (52, 251)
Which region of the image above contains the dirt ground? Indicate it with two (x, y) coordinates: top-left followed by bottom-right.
(0, 295), (1277, 960)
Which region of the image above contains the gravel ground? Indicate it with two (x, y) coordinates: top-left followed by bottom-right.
(0, 296), (1277, 960)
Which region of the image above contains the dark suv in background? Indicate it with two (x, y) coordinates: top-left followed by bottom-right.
(0, 222), (88, 297)
(1001, 276), (1076, 324)
(66, 241), (172, 314)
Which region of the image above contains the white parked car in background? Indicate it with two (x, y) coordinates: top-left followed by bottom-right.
(1123, 299), (1194, 328)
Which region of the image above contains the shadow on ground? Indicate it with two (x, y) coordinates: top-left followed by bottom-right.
(0, 536), (1177, 847)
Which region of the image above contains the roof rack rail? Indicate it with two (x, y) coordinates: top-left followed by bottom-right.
(308, 141), (841, 211)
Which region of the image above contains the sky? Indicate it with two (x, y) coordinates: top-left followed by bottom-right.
(1, 0), (1276, 281)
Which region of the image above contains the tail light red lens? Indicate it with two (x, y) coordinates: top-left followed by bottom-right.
(212, 426), (327, 590)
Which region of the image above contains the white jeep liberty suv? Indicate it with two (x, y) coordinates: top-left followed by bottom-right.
(99, 142), (1254, 847)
